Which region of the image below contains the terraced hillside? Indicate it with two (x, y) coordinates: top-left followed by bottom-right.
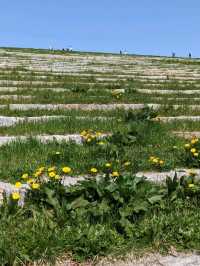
(1, 49), (200, 131)
(2, 48), (200, 265)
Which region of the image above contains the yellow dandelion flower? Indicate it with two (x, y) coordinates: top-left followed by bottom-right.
(12, 192), (20, 200)
(49, 172), (56, 178)
(48, 167), (56, 172)
(188, 184), (195, 188)
(34, 171), (42, 178)
(90, 168), (98, 174)
(38, 167), (45, 172)
(96, 132), (102, 137)
(105, 163), (112, 168)
(184, 144), (190, 149)
(55, 174), (61, 180)
(80, 130), (87, 136)
(191, 148), (197, 153)
(124, 161), (131, 166)
(111, 171), (119, 177)
(15, 182), (22, 188)
(31, 183), (40, 190)
(62, 166), (72, 174)
(21, 173), (28, 180)
(98, 141), (105, 145)
(194, 153), (199, 157)
(191, 138), (198, 144)
(152, 158), (159, 164)
(149, 156), (154, 161)
(159, 160), (164, 165)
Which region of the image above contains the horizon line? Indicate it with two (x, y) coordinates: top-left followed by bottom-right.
(0, 46), (199, 60)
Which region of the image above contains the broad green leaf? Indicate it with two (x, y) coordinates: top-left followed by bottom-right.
(69, 196), (89, 209)
(148, 195), (163, 204)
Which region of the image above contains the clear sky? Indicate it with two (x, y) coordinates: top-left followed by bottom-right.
(1, 0), (199, 57)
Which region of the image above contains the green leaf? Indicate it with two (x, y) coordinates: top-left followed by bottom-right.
(148, 195), (163, 204)
(44, 187), (60, 210)
(105, 183), (118, 193)
(69, 196), (89, 210)
(133, 202), (148, 213)
(112, 191), (124, 203)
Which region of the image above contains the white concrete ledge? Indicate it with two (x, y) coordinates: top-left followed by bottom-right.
(97, 252), (200, 266)
(0, 134), (84, 146)
(173, 131), (200, 139)
(0, 115), (114, 127)
(136, 169), (199, 182)
(137, 89), (200, 95)
(155, 116), (200, 122)
(7, 103), (200, 111)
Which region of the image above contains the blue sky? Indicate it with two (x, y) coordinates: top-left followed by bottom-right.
(1, 0), (199, 57)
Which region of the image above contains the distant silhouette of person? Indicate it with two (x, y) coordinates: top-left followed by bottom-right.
(189, 53), (192, 59)
(172, 52), (175, 58)
(120, 50), (122, 55)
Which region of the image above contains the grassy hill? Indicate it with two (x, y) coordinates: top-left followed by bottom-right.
(1, 48), (200, 265)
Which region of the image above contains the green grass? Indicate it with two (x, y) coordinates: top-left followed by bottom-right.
(0, 117), (121, 135)
(0, 108), (195, 185)
(0, 108), (125, 117)
(2, 169), (200, 265)
(167, 120), (200, 131)
(1, 92), (200, 106)
(0, 117), (186, 184)
(155, 106), (200, 116)
(2, 108), (200, 135)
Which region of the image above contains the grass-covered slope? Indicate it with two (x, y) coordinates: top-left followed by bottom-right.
(1, 48), (200, 265)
